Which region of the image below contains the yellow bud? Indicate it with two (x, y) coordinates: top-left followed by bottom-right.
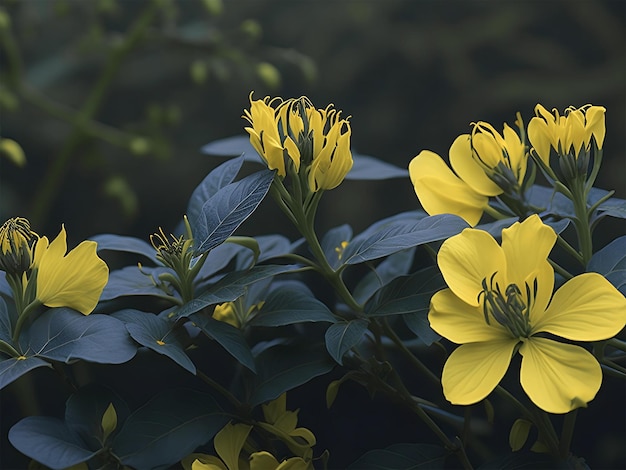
(0, 138), (26, 167)
(101, 403), (117, 442)
(256, 62), (281, 90)
(509, 418), (532, 452)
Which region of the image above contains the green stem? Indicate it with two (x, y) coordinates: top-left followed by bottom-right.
(31, 0), (160, 225)
(548, 259), (574, 281)
(12, 300), (42, 345)
(196, 369), (242, 408)
(555, 234), (584, 265)
(607, 338), (626, 352)
(558, 409), (577, 459)
(570, 178), (593, 266)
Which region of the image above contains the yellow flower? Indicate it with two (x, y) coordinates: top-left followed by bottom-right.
(429, 215), (626, 413)
(32, 225), (108, 315)
(243, 93), (352, 191)
(212, 302), (240, 328)
(0, 217), (38, 275)
(527, 104), (605, 166)
(410, 119), (527, 226)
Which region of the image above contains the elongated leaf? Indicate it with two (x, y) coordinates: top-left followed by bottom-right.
(21, 308), (137, 364)
(342, 214), (468, 265)
(192, 169), (275, 254)
(249, 285), (336, 327)
(347, 443), (447, 469)
(0, 296), (12, 344)
(588, 236), (626, 295)
(118, 310), (196, 374)
(0, 271), (11, 297)
(100, 266), (178, 301)
(201, 136), (408, 180)
(0, 356), (50, 390)
(250, 343), (335, 406)
(597, 196), (626, 219)
(235, 234), (293, 269)
(65, 384), (131, 451)
(9, 416), (96, 470)
(187, 156), (244, 233)
(325, 319), (369, 365)
(321, 224), (353, 269)
(113, 389), (227, 470)
(90, 234), (157, 261)
(353, 249), (416, 304)
(189, 312), (256, 372)
(526, 184), (625, 220)
(176, 265), (301, 319)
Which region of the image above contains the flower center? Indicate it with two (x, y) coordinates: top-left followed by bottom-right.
(479, 273), (536, 338)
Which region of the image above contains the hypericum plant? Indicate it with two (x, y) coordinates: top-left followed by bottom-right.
(1, 95), (625, 470)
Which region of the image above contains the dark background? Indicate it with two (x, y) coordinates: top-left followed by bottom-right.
(1, 0), (625, 468)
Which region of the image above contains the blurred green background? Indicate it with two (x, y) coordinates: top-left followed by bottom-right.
(1, 0), (625, 468)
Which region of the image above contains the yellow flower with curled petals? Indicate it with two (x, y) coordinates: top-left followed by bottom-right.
(527, 104), (605, 167)
(409, 118), (528, 226)
(32, 225), (108, 315)
(429, 215), (626, 413)
(0, 217), (38, 275)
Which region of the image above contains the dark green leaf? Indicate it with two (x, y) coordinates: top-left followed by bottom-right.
(187, 156), (244, 234)
(9, 416), (96, 470)
(189, 312), (256, 372)
(321, 224), (353, 269)
(235, 234), (293, 269)
(192, 169), (275, 254)
(176, 264), (301, 319)
(325, 319), (369, 365)
(100, 266), (178, 301)
(347, 443), (447, 469)
(21, 308), (137, 364)
(597, 196), (626, 219)
(0, 356), (50, 390)
(588, 236), (626, 295)
(249, 343), (335, 406)
(113, 389), (227, 470)
(202, 136), (408, 180)
(90, 233), (157, 261)
(342, 214), (468, 265)
(118, 309), (196, 374)
(0, 296), (13, 344)
(353, 249), (416, 304)
(249, 284), (336, 327)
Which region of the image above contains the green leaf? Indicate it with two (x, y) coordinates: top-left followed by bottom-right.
(9, 416), (97, 470)
(325, 319), (369, 365)
(202, 136), (408, 180)
(20, 308), (137, 364)
(353, 249), (416, 304)
(0, 295), (14, 345)
(249, 343), (335, 406)
(113, 389), (227, 470)
(90, 233), (157, 261)
(346, 443), (447, 469)
(176, 264), (301, 319)
(341, 214), (468, 265)
(597, 195), (626, 219)
(321, 224), (353, 269)
(100, 266), (178, 301)
(588, 236), (626, 295)
(365, 266), (443, 346)
(235, 234), (293, 268)
(187, 155), (244, 231)
(189, 312), (256, 372)
(65, 384), (130, 451)
(248, 283), (336, 327)
(509, 418), (532, 452)
(192, 169), (275, 254)
(0, 356), (50, 390)
(114, 309), (196, 374)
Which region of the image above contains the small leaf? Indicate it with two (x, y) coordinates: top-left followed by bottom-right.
(326, 379), (342, 409)
(509, 418), (532, 452)
(250, 343), (334, 406)
(9, 417), (97, 470)
(347, 443), (447, 469)
(0, 356), (50, 390)
(342, 214), (468, 265)
(325, 319), (369, 365)
(192, 169), (275, 254)
(21, 308), (137, 364)
(90, 233), (157, 261)
(113, 389), (227, 470)
(101, 403), (117, 443)
(248, 285), (336, 327)
(117, 309), (196, 374)
(189, 312), (256, 372)
(100, 266), (178, 301)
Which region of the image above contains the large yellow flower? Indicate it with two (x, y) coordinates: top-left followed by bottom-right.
(429, 215), (626, 413)
(409, 120), (527, 226)
(32, 225), (108, 315)
(243, 93), (352, 191)
(527, 104), (606, 166)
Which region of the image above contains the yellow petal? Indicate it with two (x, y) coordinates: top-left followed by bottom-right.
(437, 228), (504, 306)
(449, 134), (501, 197)
(409, 150), (487, 226)
(429, 289), (511, 344)
(585, 105), (606, 149)
(249, 452), (280, 470)
(442, 339), (518, 405)
(275, 458), (310, 470)
(192, 457), (229, 470)
(35, 226), (108, 315)
(214, 422), (252, 470)
(527, 105), (555, 164)
(501, 123), (527, 184)
(519, 337), (601, 414)
(262, 393), (287, 424)
(532, 273), (626, 340)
